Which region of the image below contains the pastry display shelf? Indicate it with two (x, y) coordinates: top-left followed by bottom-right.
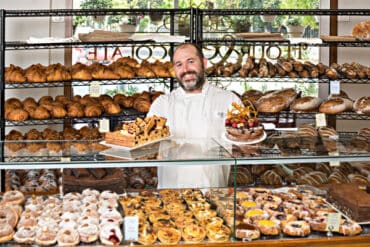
(259, 111), (370, 121)
(4, 8), (190, 18)
(199, 8), (370, 16)
(199, 38), (370, 47)
(4, 109), (146, 127)
(208, 77), (370, 85)
(5, 154), (104, 163)
(5, 78), (173, 89)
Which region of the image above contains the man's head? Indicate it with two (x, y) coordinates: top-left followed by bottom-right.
(172, 43), (206, 93)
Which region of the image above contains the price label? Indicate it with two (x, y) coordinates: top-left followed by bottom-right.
(315, 113), (327, 127)
(325, 213), (341, 232)
(330, 80), (341, 95)
(60, 157), (71, 162)
(124, 216), (139, 241)
(329, 151), (340, 167)
(90, 81), (101, 97)
(99, 118), (110, 133)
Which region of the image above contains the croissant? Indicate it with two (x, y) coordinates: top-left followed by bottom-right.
(5, 129), (25, 152)
(122, 96), (135, 108)
(113, 93), (126, 105)
(55, 95), (70, 105)
(25, 64), (47, 83)
(80, 95), (98, 106)
(91, 66), (120, 80)
(67, 103), (85, 118)
(133, 98), (151, 113)
(51, 105), (67, 118)
(71, 68), (93, 80)
(39, 102), (54, 112)
(115, 56), (139, 68)
(5, 64), (27, 83)
(151, 91), (164, 102)
(151, 64), (170, 77)
(84, 104), (103, 117)
(25, 129), (45, 153)
(46, 63), (71, 81)
(5, 98), (23, 108)
(79, 126), (101, 140)
(38, 96), (53, 105)
(113, 65), (136, 79)
(136, 65), (156, 77)
(6, 108), (29, 121)
(104, 102), (121, 115)
(31, 106), (50, 120)
(22, 97), (37, 108)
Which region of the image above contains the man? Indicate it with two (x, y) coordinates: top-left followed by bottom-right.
(148, 43), (242, 188)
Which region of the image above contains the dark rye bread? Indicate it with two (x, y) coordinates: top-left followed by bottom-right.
(327, 184), (370, 222)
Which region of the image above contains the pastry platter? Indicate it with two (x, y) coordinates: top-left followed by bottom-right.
(101, 135), (173, 151)
(222, 131), (267, 145)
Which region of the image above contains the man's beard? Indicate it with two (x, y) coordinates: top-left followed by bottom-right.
(177, 67), (205, 92)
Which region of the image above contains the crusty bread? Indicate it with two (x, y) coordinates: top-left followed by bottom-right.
(353, 96), (370, 114)
(290, 96), (322, 112)
(319, 98), (347, 114)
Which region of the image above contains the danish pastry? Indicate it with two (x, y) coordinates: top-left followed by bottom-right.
(282, 220), (311, 237)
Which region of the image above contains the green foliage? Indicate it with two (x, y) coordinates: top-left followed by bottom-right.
(279, 0), (319, 29)
(294, 83), (318, 97)
(80, 0), (113, 9)
(104, 85), (139, 96)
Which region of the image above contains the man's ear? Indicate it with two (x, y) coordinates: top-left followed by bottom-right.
(203, 57), (208, 68)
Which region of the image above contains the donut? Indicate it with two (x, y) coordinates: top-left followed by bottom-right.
(0, 206), (19, 228)
(100, 209), (122, 224)
(35, 226), (57, 246)
(0, 223), (15, 243)
(78, 223), (99, 243)
(13, 226), (35, 244)
(17, 214), (37, 229)
(282, 220), (311, 237)
(59, 218), (77, 230)
(99, 191), (118, 201)
(256, 219), (281, 235)
(82, 188), (100, 198)
(339, 219), (362, 236)
(182, 224), (207, 243)
(99, 224), (123, 245)
(63, 192), (82, 201)
(2, 190), (25, 205)
(99, 198), (118, 209)
(57, 228), (80, 246)
(235, 223), (260, 240)
(157, 227), (181, 245)
(78, 215), (99, 226)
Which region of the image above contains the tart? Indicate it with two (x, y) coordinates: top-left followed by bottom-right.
(182, 224), (207, 243)
(138, 224), (157, 245)
(157, 227), (181, 245)
(206, 223), (231, 242)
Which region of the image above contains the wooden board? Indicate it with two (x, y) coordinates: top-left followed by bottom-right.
(320, 35), (357, 42)
(236, 32), (287, 41)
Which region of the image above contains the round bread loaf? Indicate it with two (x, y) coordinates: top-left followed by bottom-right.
(256, 88), (297, 113)
(241, 90), (263, 107)
(319, 98), (347, 114)
(290, 96), (322, 112)
(352, 20), (370, 39)
(353, 96), (370, 114)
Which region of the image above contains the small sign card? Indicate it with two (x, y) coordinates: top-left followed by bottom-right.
(90, 81), (101, 97)
(329, 151), (340, 167)
(99, 118), (110, 133)
(315, 113), (327, 127)
(325, 213), (341, 232)
(124, 216), (139, 241)
(330, 80), (341, 95)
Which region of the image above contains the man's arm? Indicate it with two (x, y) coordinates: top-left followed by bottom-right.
(147, 95), (166, 117)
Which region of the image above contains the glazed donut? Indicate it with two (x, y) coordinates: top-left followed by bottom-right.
(99, 224), (123, 245)
(3, 190), (25, 205)
(235, 223), (260, 240)
(0, 206), (19, 228)
(182, 224), (207, 243)
(13, 226), (35, 244)
(57, 228), (80, 246)
(0, 223), (15, 243)
(78, 223), (99, 243)
(282, 220), (311, 237)
(157, 227), (181, 245)
(256, 219), (281, 235)
(339, 219), (362, 236)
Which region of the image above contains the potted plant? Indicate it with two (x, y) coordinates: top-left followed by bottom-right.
(261, 0), (279, 23)
(80, 0), (113, 23)
(279, 0), (319, 37)
(231, 16), (252, 33)
(119, 15), (139, 33)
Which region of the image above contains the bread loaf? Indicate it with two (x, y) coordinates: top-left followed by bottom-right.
(353, 96), (370, 114)
(290, 96), (322, 112)
(260, 170), (283, 185)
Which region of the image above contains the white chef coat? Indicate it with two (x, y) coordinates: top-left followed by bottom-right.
(147, 81), (242, 189)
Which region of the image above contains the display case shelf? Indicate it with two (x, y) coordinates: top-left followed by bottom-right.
(199, 9), (370, 16)
(5, 78), (172, 89)
(259, 111), (370, 121)
(208, 77), (370, 85)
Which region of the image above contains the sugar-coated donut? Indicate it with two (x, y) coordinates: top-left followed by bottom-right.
(99, 224), (123, 245)
(78, 223), (99, 243)
(2, 190), (25, 205)
(57, 228), (80, 246)
(13, 226), (35, 244)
